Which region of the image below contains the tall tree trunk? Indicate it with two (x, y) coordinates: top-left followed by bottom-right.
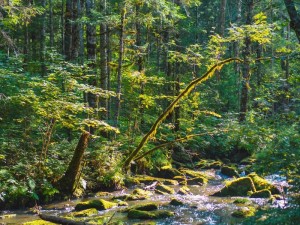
(55, 131), (90, 194)
(65, 0), (72, 60)
(284, 0), (300, 43)
(100, 22), (108, 119)
(78, 0), (84, 64)
(239, 0), (254, 122)
(217, 0), (226, 36)
(114, 8), (126, 127)
(49, 0), (54, 47)
(40, 0), (46, 77)
(71, 0), (79, 60)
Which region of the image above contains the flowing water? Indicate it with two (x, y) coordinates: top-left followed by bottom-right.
(0, 169), (286, 225)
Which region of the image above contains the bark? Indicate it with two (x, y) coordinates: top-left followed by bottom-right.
(218, 0), (226, 36)
(39, 214), (94, 225)
(64, 0), (72, 60)
(256, 44), (263, 86)
(239, 0), (254, 122)
(78, 0), (84, 64)
(284, 0), (300, 43)
(100, 22), (108, 119)
(86, 0), (96, 62)
(71, 0), (79, 60)
(49, 0), (54, 47)
(55, 131), (90, 194)
(114, 8), (126, 127)
(40, 0), (46, 77)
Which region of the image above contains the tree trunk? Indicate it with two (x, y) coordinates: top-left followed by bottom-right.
(40, 0), (46, 77)
(114, 8), (126, 127)
(100, 21), (108, 119)
(284, 0), (300, 43)
(55, 131), (90, 194)
(65, 0), (72, 60)
(71, 0), (79, 60)
(217, 0), (226, 36)
(49, 0), (54, 47)
(239, 0), (254, 122)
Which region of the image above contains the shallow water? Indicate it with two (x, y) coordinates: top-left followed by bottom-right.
(0, 169), (286, 225)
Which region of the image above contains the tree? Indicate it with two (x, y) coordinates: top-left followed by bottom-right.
(284, 0), (300, 42)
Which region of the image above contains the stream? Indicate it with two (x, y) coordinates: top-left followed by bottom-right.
(0, 169), (286, 225)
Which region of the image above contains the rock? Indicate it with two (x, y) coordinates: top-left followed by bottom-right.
(233, 198), (251, 205)
(95, 192), (111, 197)
(187, 177), (207, 185)
(75, 199), (117, 211)
(70, 208), (98, 217)
(112, 194), (130, 201)
(134, 175), (178, 185)
(117, 201), (129, 206)
(156, 166), (183, 179)
(179, 169), (207, 179)
(127, 209), (174, 219)
(212, 177), (256, 197)
(250, 189), (272, 198)
(155, 184), (175, 194)
(170, 198), (184, 206)
(231, 206), (256, 218)
(221, 166), (239, 178)
(177, 186), (191, 195)
(0, 214), (16, 219)
(173, 176), (186, 183)
(23, 220), (57, 225)
(128, 203), (158, 211)
(240, 157), (256, 165)
(125, 188), (152, 201)
(196, 160), (222, 169)
(248, 173), (281, 194)
(124, 176), (140, 187)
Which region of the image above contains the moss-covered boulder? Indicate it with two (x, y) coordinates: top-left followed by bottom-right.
(75, 199), (117, 211)
(233, 198), (251, 205)
(187, 177), (207, 185)
(248, 173), (281, 194)
(177, 186), (191, 195)
(221, 166), (239, 178)
(117, 201), (129, 206)
(112, 194), (130, 201)
(250, 189), (272, 198)
(212, 177), (256, 197)
(156, 166), (182, 179)
(127, 209), (174, 219)
(126, 188), (152, 201)
(170, 198), (184, 206)
(155, 184), (175, 194)
(95, 192), (111, 197)
(70, 208), (98, 217)
(231, 206), (256, 218)
(240, 157), (256, 165)
(128, 203), (159, 211)
(196, 160), (222, 169)
(179, 169), (206, 179)
(23, 220), (57, 225)
(0, 214), (16, 219)
(134, 175), (178, 185)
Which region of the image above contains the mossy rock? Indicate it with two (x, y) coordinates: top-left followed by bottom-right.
(124, 176), (141, 187)
(155, 184), (175, 194)
(126, 188), (152, 201)
(117, 201), (129, 206)
(212, 177), (256, 197)
(221, 166), (239, 178)
(127, 209), (174, 219)
(0, 214), (16, 219)
(135, 175), (178, 185)
(23, 220), (57, 225)
(128, 203), (159, 211)
(95, 192), (111, 197)
(179, 169), (207, 179)
(69, 208), (98, 217)
(187, 177), (207, 185)
(112, 194), (130, 201)
(170, 198), (184, 206)
(75, 199), (117, 211)
(248, 173), (281, 194)
(156, 166), (183, 179)
(233, 198), (251, 205)
(231, 206), (256, 218)
(133, 222), (156, 225)
(173, 175), (186, 183)
(84, 215), (105, 224)
(177, 186), (191, 195)
(197, 160), (222, 169)
(240, 157), (256, 165)
(250, 189), (272, 198)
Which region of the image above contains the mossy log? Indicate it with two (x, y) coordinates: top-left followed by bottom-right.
(39, 214), (94, 225)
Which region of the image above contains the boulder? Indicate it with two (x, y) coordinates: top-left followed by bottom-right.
(127, 209), (174, 219)
(169, 198), (184, 206)
(248, 173), (281, 194)
(23, 220), (57, 225)
(70, 208), (98, 217)
(126, 188), (152, 201)
(212, 177), (256, 197)
(177, 186), (191, 195)
(155, 184), (175, 194)
(187, 177), (207, 185)
(250, 189), (272, 198)
(156, 166), (183, 179)
(75, 199), (117, 211)
(233, 198), (251, 205)
(221, 166), (239, 178)
(231, 206), (256, 218)
(128, 203), (159, 211)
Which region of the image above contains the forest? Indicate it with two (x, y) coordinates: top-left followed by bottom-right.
(0, 0), (300, 224)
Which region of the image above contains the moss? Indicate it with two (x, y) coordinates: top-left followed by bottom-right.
(83, 216), (105, 224)
(70, 208), (98, 217)
(0, 214), (16, 219)
(233, 198), (251, 205)
(221, 166), (239, 178)
(134, 175), (178, 185)
(250, 189), (272, 198)
(126, 188), (152, 201)
(179, 169), (207, 179)
(187, 177), (207, 185)
(240, 157), (256, 165)
(170, 198), (184, 206)
(128, 203), (159, 211)
(248, 173), (280, 194)
(117, 201), (129, 206)
(23, 220), (57, 225)
(133, 222), (156, 225)
(112, 194), (130, 201)
(173, 176), (186, 182)
(177, 186), (191, 195)
(231, 206), (256, 218)
(196, 159), (223, 169)
(127, 209), (174, 219)
(75, 199), (117, 211)
(124, 176), (140, 187)
(95, 191), (111, 197)
(212, 177), (256, 197)
(156, 167), (182, 179)
(155, 184), (175, 194)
